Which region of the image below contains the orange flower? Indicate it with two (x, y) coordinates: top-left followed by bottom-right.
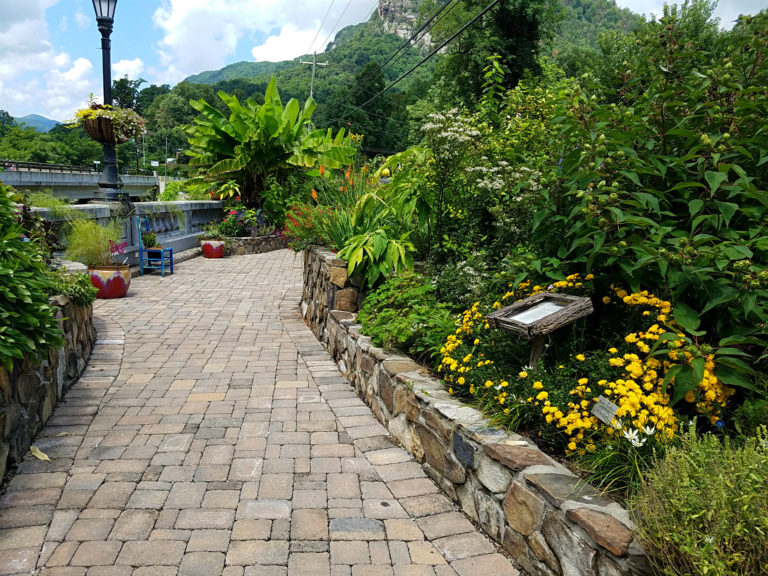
(311, 189), (318, 201)
(319, 165), (325, 176)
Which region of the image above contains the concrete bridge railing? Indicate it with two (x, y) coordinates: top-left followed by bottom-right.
(1, 169), (158, 201)
(34, 200), (223, 266)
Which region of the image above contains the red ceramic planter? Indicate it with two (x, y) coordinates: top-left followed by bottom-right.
(201, 239), (226, 258)
(89, 265), (131, 299)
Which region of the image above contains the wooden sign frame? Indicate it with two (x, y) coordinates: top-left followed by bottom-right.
(487, 292), (594, 340)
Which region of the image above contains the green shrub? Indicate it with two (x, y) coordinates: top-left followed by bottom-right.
(47, 270), (98, 307)
(158, 180), (183, 201)
(632, 426), (768, 576)
(64, 219), (122, 267)
(0, 185), (62, 370)
(357, 272), (455, 366)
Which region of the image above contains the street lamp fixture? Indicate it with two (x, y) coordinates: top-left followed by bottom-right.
(91, 0), (127, 201)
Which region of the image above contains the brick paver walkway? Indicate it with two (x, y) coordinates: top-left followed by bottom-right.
(0, 250), (519, 576)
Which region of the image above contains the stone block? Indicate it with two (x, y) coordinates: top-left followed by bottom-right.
(414, 422), (465, 485)
(541, 512), (596, 576)
(526, 474), (612, 508)
(452, 432), (479, 470)
(565, 508), (633, 557)
(503, 482), (547, 536)
(475, 454), (512, 494)
(484, 443), (554, 472)
(330, 267), (348, 288)
(336, 288), (359, 312)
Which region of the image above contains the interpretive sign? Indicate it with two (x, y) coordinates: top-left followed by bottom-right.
(487, 292), (593, 339)
(591, 395), (619, 425)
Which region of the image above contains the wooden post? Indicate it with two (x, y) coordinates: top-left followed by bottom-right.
(529, 334), (546, 368)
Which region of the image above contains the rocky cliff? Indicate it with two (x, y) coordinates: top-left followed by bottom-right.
(377, 0), (423, 39)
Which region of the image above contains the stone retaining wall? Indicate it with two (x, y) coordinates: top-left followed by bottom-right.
(301, 246), (650, 576)
(227, 235), (287, 256)
(0, 296), (94, 479)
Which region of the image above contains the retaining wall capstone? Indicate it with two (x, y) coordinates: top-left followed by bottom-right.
(301, 246), (651, 576)
(0, 296), (94, 479)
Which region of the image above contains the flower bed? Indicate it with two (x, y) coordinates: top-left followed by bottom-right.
(302, 246), (650, 576)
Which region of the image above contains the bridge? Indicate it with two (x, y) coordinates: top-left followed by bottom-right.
(0, 159), (158, 201)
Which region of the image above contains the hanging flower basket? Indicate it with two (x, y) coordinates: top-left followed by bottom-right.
(82, 116), (129, 145)
(67, 101), (146, 145)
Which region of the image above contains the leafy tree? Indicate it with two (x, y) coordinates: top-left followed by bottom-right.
(0, 110), (14, 137)
(135, 83), (171, 115)
(429, 0), (561, 104)
(186, 78), (357, 207)
(112, 76), (145, 109)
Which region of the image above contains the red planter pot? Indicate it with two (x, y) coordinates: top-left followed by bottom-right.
(201, 239), (226, 258)
(89, 265), (131, 299)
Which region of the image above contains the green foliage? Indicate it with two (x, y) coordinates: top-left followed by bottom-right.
(159, 180), (184, 201)
(141, 231), (157, 248)
(338, 228), (415, 288)
(358, 271), (455, 365)
(0, 185), (62, 370)
(186, 78), (357, 208)
(47, 270), (98, 307)
(632, 426), (768, 575)
(64, 219), (122, 267)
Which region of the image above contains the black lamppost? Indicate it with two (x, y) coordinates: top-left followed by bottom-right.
(92, 0), (125, 201)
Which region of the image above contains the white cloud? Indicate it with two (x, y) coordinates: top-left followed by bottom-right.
(74, 10), (91, 30)
(0, 0), (99, 120)
(252, 25), (317, 62)
(113, 58), (145, 80)
(151, 0), (374, 79)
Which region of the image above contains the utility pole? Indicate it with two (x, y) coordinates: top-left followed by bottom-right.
(300, 52), (328, 99)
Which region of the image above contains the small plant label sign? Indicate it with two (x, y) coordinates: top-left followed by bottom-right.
(591, 395), (619, 425)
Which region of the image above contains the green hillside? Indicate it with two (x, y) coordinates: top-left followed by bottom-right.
(14, 114), (59, 133)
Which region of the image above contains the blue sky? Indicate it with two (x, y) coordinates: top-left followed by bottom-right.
(0, 0), (764, 121)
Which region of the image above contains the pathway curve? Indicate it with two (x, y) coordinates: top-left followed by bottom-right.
(0, 250), (520, 576)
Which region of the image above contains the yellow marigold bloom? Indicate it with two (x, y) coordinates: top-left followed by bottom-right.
(602, 296), (611, 304)
(458, 377), (465, 385)
(609, 358), (625, 367)
(492, 301), (502, 310)
(533, 381), (544, 390)
(578, 378), (588, 385)
(567, 442), (577, 451)
(448, 388), (453, 395)
(585, 274), (594, 280)
(576, 354), (586, 362)
(642, 311), (651, 316)
(608, 347), (618, 354)
(485, 380), (493, 388)
(536, 391), (548, 400)
(625, 333), (638, 343)
(519, 371), (529, 379)
(473, 339), (480, 346)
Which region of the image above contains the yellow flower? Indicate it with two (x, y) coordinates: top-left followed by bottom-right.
(568, 442), (577, 451)
(585, 274), (594, 280)
(608, 347), (618, 354)
(473, 339), (480, 346)
(485, 380), (493, 388)
(576, 354), (586, 362)
(458, 377), (466, 385)
(448, 388), (453, 395)
(533, 381), (544, 390)
(578, 378), (588, 385)
(519, 371), (529, 379)
(602, 296), (611, 304)
(536, 391), (548, 401)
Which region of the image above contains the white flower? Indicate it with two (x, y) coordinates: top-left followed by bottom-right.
(623, 428), (646, 448)
(642, 425), (656, 436)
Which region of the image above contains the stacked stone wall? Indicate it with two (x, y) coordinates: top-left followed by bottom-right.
(301, 246), (650, 576)
(0, 297), (94, 479)
(227, 235), (287, 257)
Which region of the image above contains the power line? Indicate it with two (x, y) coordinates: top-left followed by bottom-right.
(330, 0), (502, 125)
(318, 0), (353, 52)
(321, 0), (461, 118)
(306, 0), (336, 54)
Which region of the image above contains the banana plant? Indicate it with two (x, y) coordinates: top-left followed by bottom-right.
(186, 78), (356, 207)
